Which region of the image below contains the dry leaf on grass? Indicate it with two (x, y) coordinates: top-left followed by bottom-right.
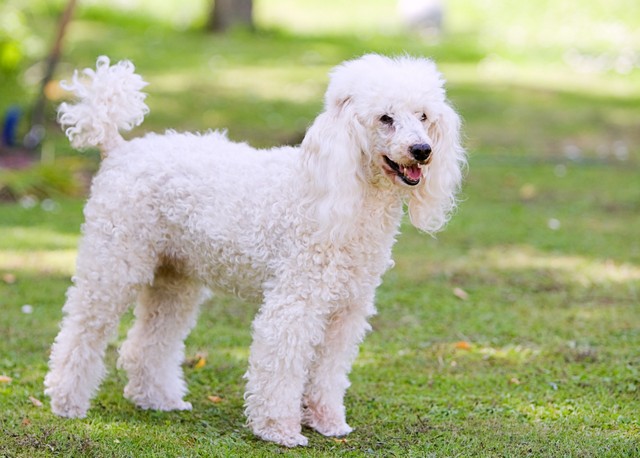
(29, 396), (43, 407)
(519, 183), (537, 200)
(333, 438), (348, 444)
(0, 375), (12, 383)
(452, 287), (469, 300)
(207, 395), (223, 403)
(184, 352), (207, 368)
(21, 418), (31, 426)
(194, 357), (206, 369)
(455, 341), (472, 350)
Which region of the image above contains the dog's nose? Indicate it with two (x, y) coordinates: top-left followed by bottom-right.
(410, 143), (432, 162)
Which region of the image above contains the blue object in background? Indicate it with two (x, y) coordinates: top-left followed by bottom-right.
(2, 106), (22, 147)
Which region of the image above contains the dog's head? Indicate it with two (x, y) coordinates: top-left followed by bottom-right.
(302, 54), (466, 240)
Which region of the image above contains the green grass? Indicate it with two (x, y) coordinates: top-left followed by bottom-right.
(1, 0), (640, 456)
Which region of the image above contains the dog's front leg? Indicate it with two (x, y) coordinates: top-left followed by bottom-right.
(302, 296), (375, 437)
(243, 290), (327, 447)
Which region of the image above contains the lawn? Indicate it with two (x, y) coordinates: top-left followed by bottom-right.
(1, 0), (639, 456)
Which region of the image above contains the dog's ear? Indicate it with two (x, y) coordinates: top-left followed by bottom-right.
(301, 96), (368, 243)
(408, 103), (466, 234)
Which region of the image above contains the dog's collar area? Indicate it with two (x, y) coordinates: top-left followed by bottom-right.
(382, 155), (422, 186)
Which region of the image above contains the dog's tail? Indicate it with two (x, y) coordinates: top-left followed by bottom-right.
(57, 56), (149, 157)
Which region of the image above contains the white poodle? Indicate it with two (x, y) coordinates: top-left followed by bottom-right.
(44, 54), (465, 447)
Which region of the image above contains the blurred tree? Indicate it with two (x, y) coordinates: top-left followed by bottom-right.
(0, 2), (30, 80)
(29, 0), (77, 150)
(208, 0), (253, 32)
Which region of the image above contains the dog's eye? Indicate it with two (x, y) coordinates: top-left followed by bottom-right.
(420, 113), (428, 122)
(380, 114), (394, 125)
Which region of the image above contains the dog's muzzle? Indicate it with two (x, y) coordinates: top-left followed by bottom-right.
(383, 156), (423, 186)
(382, 143), (431, 186)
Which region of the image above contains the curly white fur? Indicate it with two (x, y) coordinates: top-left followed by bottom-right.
(45, 54), (465, 447)
(57, 56), (149, 153)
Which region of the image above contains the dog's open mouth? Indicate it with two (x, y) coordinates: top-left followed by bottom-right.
(383, 156), (422, 186)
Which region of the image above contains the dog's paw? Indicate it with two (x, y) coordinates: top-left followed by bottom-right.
(264, 430), (309, 448)
(257, 429), (309, 448)
(302, 403), (352, 437)
(124, 382), (192, 412)
(49, 398), (89, 419)
(152, 400), (193, 412)
(313, 421), (353, 437)
(44, 373), (90, 418)
(304, 416), (353, 437)
(251, 417), (308, 447)
(131, 396), (192, 412)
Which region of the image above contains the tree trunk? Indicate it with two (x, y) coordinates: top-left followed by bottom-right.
(208, 0), (253, 33)
(28, 0), (77, 150)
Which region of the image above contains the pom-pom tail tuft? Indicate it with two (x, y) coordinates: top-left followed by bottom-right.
(57, 56), (149, 156)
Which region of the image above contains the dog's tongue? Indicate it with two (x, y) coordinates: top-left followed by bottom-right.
(403, 165), (422, 181)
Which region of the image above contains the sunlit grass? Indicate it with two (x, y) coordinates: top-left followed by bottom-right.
(447, 0), (640, 54)
(469, 246), (640, 285)
(146, 64), (325, 104)
(471, 343), (540, 362)
(0, 249), (76, 276)
(445, 59), (640, 98)
(212, 66), (325, 102)
(0, 226), (79, 251)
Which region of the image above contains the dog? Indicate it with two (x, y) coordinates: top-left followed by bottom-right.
(44, 54), (465, 447)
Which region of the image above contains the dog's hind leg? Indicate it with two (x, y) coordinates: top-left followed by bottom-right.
(117, 262), (204, 412)
(44, 233), (154, 418)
